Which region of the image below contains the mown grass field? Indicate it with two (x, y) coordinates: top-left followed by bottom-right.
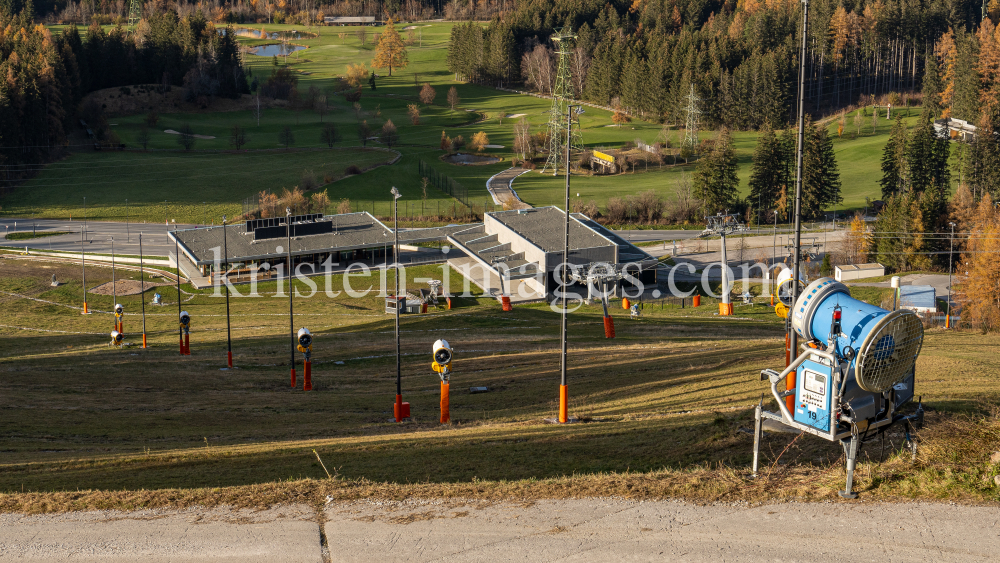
(2, 256), (999, 512)
(3, 22), (940, 227)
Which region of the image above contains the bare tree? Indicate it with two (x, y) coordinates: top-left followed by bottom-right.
(320, 122), (340, 147)
(229, 124), (250, 150)
(379, 119), (399, 147)
(571, 46), (591, 99)
(252, 93), (263, 126)
(278, 126), (295, 149)
(177, 123), (195, 151)
(521, 44), (554, 94)
(447, 86), (460, 110)
(419, 82), (436, 105)
(513, 117), (532, 161)
(356, 27), (367, 45)
(135, 126), (150, 150)
(315, 95), (328, 122)
(357, 120), (371, 146)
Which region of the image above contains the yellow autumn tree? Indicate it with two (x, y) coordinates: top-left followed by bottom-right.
(345, 63), (368, 87)
(470, 131), (489, 151)
(977, 19), (1000, 117)
(957, 194), (1000, 332)
(372, 18), (408, 77)
(935, 28), (958, 116)
(837, 212), (869, 265)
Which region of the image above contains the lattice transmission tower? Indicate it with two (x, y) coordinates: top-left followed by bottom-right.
(681, 84), (702, 154)
(127, 0), (143, 35)
(541, 27), (584, 176)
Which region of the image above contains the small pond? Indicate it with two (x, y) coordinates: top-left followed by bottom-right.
(251, 43), (307, 57)
(442, 153), (501, 165)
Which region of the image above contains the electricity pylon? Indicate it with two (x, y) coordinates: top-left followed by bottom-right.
(127, 0), (142, 35)
(541, 27), (583, 175)
(681, 84), (701, 154)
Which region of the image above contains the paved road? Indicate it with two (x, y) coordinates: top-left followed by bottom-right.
(2, 499), (996, 562)
(0, 219), (202, 257)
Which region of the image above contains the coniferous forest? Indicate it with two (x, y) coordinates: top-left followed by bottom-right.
(448, 0), (987, 128)
(0, 8), (247, 185)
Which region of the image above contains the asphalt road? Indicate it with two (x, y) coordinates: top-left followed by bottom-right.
(2, 499), (995, 562)
(0, 219), (201, 257)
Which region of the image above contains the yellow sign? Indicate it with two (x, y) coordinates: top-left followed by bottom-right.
(592, 150), (614, 163)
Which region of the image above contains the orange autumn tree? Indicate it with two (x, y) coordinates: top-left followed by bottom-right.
(372, 18), (408, 77)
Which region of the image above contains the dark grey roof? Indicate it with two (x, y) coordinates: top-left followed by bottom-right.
(171, 212), (395, 265)
(397, 224), (481, 244)
(489, 207), (616, 253)
(571, 214), (655, 263)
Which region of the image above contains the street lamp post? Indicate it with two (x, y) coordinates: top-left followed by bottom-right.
(772, 210), (778, 267)
(947, 222), (955, 328)
(286, 208), (295, 387)
(139, 232), (147, 348)
(125, 198), (130, 243)
(81, 229), (88, 314)
(83, 196), (87, 243)
(787, 0), (810, 412)
(175, 231), (183, 355)
(559, 105), (583, 424)
(391, 186), (404, 421)
(223, 216), (233, 367)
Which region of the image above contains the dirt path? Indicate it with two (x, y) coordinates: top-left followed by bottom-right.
(2, 498), (996, 562)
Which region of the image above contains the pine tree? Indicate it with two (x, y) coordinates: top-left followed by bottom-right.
(971, 111), (1000, 201)
(748, 122), (785, 220)
(879, 116), (908, 199)
(906, 113), (936, 195)
(922, 54), (944, 118)
(372, 18), (408, 77)
(952, 30), (981, 122)
(692, 129), (739, 214)
(800, 118), (842, 218)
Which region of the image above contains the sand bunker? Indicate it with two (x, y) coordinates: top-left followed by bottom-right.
(164, 129), (216, 140)
(89, 280), (170, 296)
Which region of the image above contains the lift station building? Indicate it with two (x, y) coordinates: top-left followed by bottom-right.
(168, 208), (656, 300)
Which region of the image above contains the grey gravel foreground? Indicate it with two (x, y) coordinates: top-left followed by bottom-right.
(0, 504), (322, 562)
(3, 498), (998, 562)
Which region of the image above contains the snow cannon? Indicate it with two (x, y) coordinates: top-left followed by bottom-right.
(753, 277), (925, 499)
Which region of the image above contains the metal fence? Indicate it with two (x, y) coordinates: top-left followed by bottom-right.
(419, 160), (469, 207)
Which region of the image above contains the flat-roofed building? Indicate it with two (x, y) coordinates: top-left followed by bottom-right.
(167, 212), (471, 287)
(447, 207), (657, 302)
(835, 263), (885, 282)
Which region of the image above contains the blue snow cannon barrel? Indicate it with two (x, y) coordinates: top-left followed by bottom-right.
(790, 277), (924, 393)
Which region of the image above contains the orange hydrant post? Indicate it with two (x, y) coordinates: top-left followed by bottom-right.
(290, 367), (297, 388)
(227, 350), (233, 368)
(440, 382), (450, 424)
(559, 384), (568, 423)
(303, 361), (312, 391)
(184, 333), (190, 355)
(603, 315), (615, 338)
(142, 333), (147, 348)
(82, 303), (88, 314)
(179, 334), (184, 355)
(693, 295), (701, 307)
(394, 394), (403, 422)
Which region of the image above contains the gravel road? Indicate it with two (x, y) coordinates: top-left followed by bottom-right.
(3, 498), (996, 562)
